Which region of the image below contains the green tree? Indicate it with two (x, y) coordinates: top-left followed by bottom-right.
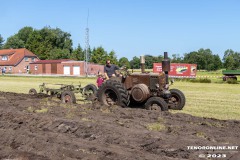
(154, 55), (163, 63)
(223, 49), (234, 64)
(107, 50), (118, 65)
(90, 46), (107, 64)
(198, 48), (213, 71)
(71, 44), (84, 60)
(3, 27), (33, 49)
(144, 55), (163, 69)
(212, 55), (222, 70)
(26, 26), (73, 59)
(52, 28), (73, 52)
(145, 55), (154, 69)
(0, 34), (4, 49)
(26, 30), (52, 59)
(234, 52), (240, 69)
(118, 57), (130, 69)
(183, 51), (197, 64)
(171, 54), (183, 63)
(184, 51), (205, 70)
(48, 48), (70, 60)
(225, 56), (235, 70)
(130, 56), (140, 69)
(18, 26), (34, 44)
(183, 48), (221, 71)
(223, 49), (240, 69)
(3, 35), (25, 49)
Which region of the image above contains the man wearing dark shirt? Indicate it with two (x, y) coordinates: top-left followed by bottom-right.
(104, 60), (119, 79)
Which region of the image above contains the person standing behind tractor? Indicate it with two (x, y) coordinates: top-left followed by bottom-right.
(96, 73), (104, 87)
(104, 60), (119, 80)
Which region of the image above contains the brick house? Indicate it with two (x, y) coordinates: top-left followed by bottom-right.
(30, 60), (104, 76)
(0, 48), (39, 74)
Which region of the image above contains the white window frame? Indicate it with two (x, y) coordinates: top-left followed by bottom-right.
(2, 56), (8, 61)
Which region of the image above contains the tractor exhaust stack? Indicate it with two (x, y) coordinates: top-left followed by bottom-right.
(140, 55), (145, 73)
(162, 52), (170, 84)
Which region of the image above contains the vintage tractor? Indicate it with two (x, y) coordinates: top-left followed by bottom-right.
(97, 52), (186, 111)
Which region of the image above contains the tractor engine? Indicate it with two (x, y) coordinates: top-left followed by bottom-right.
(123, 52), (171, 103)
(124, 72), (171, 103)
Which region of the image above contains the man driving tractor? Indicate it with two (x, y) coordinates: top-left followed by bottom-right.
(104, 60), (119, 80)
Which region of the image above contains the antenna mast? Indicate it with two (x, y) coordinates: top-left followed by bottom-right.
(85, 9), (89, 77)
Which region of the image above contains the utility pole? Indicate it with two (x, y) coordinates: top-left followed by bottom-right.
(85, 10), (89, 77)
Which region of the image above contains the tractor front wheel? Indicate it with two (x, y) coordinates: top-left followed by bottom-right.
(145, 97), (168, 111)
(168, 89), (186, 110)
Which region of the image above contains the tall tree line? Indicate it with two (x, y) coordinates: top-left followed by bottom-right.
(1, 26), (240, 71)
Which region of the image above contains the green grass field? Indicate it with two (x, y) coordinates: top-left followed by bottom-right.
(0, 76), (96, 93)
(170, 82), (240, 120)
(0, 74), (239, 120)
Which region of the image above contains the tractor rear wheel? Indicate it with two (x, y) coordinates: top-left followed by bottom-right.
(145, 97), (168, 111)
(168, 89), (185, 110)
(29, 88), (37, 95)
(97, 80), (129, 107)
(61, 90), (76, 104)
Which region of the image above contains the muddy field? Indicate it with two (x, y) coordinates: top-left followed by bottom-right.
(0, 91), (239, 160)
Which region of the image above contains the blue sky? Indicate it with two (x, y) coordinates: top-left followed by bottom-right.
(1, 0), (240, 60)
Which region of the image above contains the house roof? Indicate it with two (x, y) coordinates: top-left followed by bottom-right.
(30, 59), (72, 64)
(0, 48), (38, 66)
